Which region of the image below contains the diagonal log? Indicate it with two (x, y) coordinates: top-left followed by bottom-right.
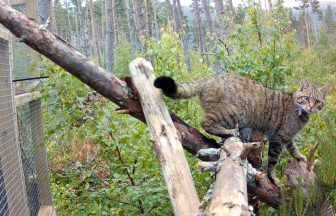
(129, 58), (199, 215)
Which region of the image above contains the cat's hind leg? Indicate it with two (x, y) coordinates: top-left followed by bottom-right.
(267, 141), (284, 184)
(201, 112), (239, 138)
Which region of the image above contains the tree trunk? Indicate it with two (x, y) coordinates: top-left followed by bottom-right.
(133, 0), (145, 51)
(84, 0), (90, 56)
(124, 0), (136, 50)
(201, 0), (214, 35)
(304, 9), (311, 49)
(152, 0), (160, 41)
(76, 0), (86, 54)
(90, 0), (102, 66)
(112, 0), (118, 45)
(105, 0), (114, 73)
(172, 0), (180, 32)
(129, 58), (200, 215)
(176, 0), (191, 72)
(193, 0), (209, 66)
(228, 0), (234, 12)
(268, 0), (272, 10)
(193, 0), (205, 53)
(145, 0), (152, 39)
(65, 0), (73, 42)
(74, 4), (80, 49)
(214, 0), (225, 36)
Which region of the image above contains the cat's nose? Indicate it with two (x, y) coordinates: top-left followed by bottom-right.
(309, 101), (315, 109)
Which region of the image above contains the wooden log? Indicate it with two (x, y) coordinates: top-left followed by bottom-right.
(129, 58), (200, 215)
(207, 137), (250, 216)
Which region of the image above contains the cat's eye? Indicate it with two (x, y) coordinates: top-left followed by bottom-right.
(301, 96), (309, 101)
(316, 100), (322, 105)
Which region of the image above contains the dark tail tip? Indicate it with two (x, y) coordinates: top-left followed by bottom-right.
(154, 76), (177, 95)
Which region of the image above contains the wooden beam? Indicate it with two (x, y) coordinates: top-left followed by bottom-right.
(15, 91), (40, 107)
(129, 58), (200, 215)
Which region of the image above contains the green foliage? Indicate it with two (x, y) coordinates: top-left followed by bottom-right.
(41, 61), (172, 215)
(216, 4), (296, 88)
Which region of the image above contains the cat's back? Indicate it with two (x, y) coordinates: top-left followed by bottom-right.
(199, 73), (268, 106)
(199, 74), (279, 129)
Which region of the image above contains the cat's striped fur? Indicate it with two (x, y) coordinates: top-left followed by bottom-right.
(154, 74), (330, 183)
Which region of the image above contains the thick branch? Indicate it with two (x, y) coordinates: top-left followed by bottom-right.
(0, 1), (219, 155)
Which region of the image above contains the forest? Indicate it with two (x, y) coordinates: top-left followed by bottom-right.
(0, 0), (335, 215)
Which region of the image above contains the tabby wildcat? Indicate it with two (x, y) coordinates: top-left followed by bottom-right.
(154, 74), (330, 183)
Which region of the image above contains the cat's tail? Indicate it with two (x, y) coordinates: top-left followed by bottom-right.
(154, 76), (201, 99)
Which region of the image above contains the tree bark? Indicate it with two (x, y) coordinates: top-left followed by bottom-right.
(304, 8), (311, 49)
(129, 58), (200, 215)
(201, 0), (214, 35)
(172, 0), (180, 32)
(90, 0), (102, 66)
(152, 0), (160, 41)
(214, 0), (226, 38)
(145, 0), (152, 39)
(124, 0), (136, 50)
(133, 0), (145, 51)
(111, 0), (118, 45)
(193, 0), (205, 54)
(105, 0), (114, 73)
(176, 0), (191, 72)
(268, 0), (272, 10)
(65, 0), (73, 42)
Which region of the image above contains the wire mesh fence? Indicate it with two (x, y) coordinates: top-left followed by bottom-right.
(0, 1), (53, 215)
(0, 35), (30, 216)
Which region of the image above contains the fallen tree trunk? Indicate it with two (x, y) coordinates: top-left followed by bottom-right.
(0, 1), (284, 209)
(129, 58), (199, 215)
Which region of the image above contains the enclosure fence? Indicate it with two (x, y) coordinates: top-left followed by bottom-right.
(0, 0), (53, 215)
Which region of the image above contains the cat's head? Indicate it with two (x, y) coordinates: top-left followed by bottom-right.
(293, 79), (330, 114)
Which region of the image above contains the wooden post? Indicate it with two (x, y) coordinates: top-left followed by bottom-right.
(129, 58), (200, 215)
(208, 137), (253, 215)
(29, 100), (53, 206)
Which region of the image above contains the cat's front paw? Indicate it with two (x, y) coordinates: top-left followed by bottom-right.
(267, 170), (280, 185)
(230, 124), (240, 137)
(295, 154), (307, 162)
(231, 128), (240, 137)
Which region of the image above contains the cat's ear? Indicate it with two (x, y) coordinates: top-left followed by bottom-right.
(299, 78), (309, 91)
(320, 84), (331, 98)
